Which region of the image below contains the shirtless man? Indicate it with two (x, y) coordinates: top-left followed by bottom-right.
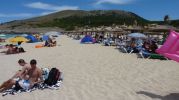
(12, 59), (31, 79)
(25, 59), (43, 88)
(0, 59), (31, 92)
(0, 59), (43, 92)
(14, 59), (43, 91)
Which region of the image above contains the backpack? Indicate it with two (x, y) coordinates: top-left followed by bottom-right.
(19, 47), (25, 52)
(44, 68), (61, 86)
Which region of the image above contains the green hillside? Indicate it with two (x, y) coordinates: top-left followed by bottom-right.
(1, 10), (178, 31)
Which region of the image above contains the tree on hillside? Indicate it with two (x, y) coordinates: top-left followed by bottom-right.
(164, 15), (170, 25)
(163, 15), (171, 44)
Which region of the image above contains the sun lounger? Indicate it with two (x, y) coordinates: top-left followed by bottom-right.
(116, 41), (128, 53)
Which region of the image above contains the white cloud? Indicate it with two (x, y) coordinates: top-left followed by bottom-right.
(95, 0), (134, 5)
(0, 13), (34, 18)
(25, 2), (79, 11)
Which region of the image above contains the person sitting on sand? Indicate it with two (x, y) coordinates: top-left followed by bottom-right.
(44, 40), (49, 47)
(44, 38), (52, 47)
(0, 59), (43, 92)
(0, 59), (31, 92)
(127, 38), (137, 53)
(49, 38), (54, 47)
(6, 44), (15, 54)
(149, 41), (158, 53)
(140, 41), (153, 58)
(17, 47), (25, 53)
(17, 41), (22, 48)
(52, 41), (57, 47)
(11, 59), (42, 91)
(16, 42), (25, 53)
(12, 59), (31, 79)
(5, 44), (9, 48)
(44, 37), (57, 47)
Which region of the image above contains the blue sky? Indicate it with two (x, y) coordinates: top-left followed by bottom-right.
(0, 0), (179, 23)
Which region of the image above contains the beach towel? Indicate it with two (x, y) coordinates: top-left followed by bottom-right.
(1, 80), (63, 96)
(1, 68), (63, 96)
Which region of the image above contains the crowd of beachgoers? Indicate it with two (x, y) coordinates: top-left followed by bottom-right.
(0, 31), (62, 96)
(67, 31), (169, 60)
(0, 31), (178, 100)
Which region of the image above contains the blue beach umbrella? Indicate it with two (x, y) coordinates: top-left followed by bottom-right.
(42, 35), (49, 41)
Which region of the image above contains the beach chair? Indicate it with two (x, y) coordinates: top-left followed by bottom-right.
(116, 41), (135, 54)
(120, 46), (134, 54)
(117, 41), (127, 53)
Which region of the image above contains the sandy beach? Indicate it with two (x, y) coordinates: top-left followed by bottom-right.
(0, 35), (179, 100)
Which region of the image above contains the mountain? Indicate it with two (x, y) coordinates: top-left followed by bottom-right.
(1, 10), (178, 31)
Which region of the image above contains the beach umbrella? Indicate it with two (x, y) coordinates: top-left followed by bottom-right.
(128, 33), (147, 38)
(21, 34), (28, 37)
(45, 31), (61, 37)
(9, 36), (29, 43)
(42, 35), (49, 41)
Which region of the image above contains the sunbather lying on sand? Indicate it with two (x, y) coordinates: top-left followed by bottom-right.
(0, 44), (25, 54)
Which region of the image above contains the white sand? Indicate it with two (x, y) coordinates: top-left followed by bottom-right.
(0, 35), (179, 100)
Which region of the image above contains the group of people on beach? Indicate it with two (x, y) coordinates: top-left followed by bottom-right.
(126, 38), (158, 53)
(0, 38), (5, 42)
(69, 32), (163, 59)
(1, 42), (25, 54)
(0, 59), (42, 92)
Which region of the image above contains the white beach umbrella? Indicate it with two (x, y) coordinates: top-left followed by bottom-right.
(21, 34), (28, 37)
(128, 33), (147, 38)
(45, 31), (61, 37)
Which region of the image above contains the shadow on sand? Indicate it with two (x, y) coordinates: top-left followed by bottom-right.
(137, 91), (179, 100)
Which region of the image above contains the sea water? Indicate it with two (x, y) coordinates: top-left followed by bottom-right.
(0, 33), (27, 39)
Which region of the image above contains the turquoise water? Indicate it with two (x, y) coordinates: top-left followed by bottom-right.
(0, 33), (26, 39)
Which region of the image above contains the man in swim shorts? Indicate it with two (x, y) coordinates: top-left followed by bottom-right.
(0, 59), (43, 92)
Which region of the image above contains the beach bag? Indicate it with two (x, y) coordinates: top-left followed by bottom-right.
(42, 68), (50, 80)
(19, 47), (25, 52)
(44, 68), (61, 86)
